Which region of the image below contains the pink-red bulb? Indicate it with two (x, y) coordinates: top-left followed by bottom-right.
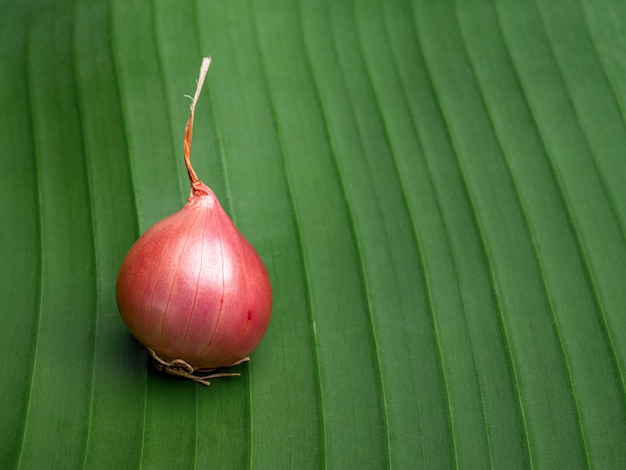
(116, 181), (272, 370)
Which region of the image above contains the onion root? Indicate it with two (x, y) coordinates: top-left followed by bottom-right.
(148, 348), (250, 386)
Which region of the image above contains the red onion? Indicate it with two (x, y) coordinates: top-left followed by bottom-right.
(116, 58), (272, 385)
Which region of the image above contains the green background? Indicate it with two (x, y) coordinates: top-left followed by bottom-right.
(1, 0), (625, 468)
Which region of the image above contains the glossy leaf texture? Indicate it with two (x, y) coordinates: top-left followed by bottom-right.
(1, 0), (625, 468)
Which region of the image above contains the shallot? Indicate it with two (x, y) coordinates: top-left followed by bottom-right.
(116, 58), (272, 385)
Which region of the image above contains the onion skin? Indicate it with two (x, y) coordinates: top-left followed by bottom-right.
(116, 181), (272, 370)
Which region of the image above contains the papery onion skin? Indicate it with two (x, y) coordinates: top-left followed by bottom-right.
(116, 181), (272, 370)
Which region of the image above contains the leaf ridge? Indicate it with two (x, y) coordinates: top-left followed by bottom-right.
(505, 0), (626, 449)
(15, 22), (45, 467)
(533, 0), (626, 245)
(250, 3), (327, 467)
(364, 1), (497, 466)
(150, 0), (187, 204)
(107, 1), (147, 465)
(466, 10), (591, 468)
(354, 1), (495, 467)
(69, 8), (101, 469)
(529, 2), (626, 401)
(382, 2), (509, 466)
(502, 0), (626, 421)
(455, 2), (591, 464)
(409, 1), (534, 466)
(578, 2), (626, 235)
(310, 1), (393, 466)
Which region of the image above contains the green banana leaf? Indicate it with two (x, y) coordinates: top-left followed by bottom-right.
(1, 0), (625, 468)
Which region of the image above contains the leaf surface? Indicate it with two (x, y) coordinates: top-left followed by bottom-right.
(1, 0), (625, 468)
